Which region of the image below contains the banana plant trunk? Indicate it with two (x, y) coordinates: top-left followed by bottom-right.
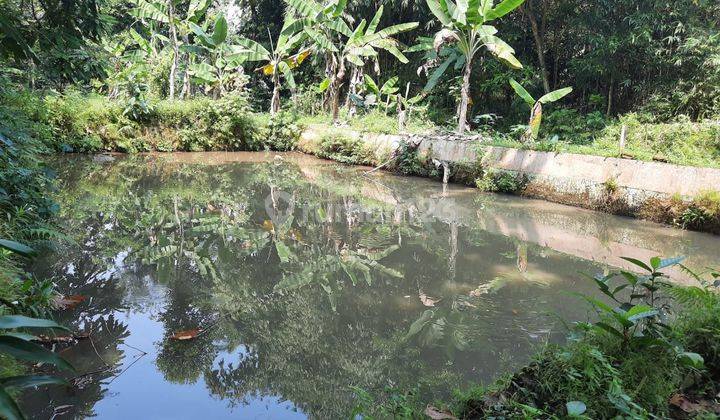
(270, 71), (281, 115)
(457, 56), (473, 134)
(331, 57), (346, 124)
(167, 0), (179, 100)
(180, 34), (191, 98)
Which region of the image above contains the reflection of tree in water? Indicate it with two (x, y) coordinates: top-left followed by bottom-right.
(27, 155), (616, 418)
(21, 315), (129, 419)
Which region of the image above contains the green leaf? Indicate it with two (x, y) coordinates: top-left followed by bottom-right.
(318, 77), (331, 92)
(212, 14), (228, 46)
(0, 332), (37, 341)
(581, 295), (614, 314)
(678, 352), (704, 369)
(485, 0), (525, 20)
(509, 79), (535, 106)
(380, 76), (399, 95)
(454, 0), (469, 25)
(620, 257), (652, 273)
(284, 0), (321, 18)
(367, 5), (383, 34)
(538, 86), (572, 104)
(426, 0), (452, 25)
(234, 38), (271, 61)
(189, 22), (215, 47)
(566, 401), (587, 416)
(0, 375), (66, 389)
(483, 35), (522, 69)
(423, 54), (456, 91)
(594, 322), (624, 339)
(275, 240), (294, 263)
(0, 387), (23, 420)
(404, 309), (435, 341)
(0, 315), (68, 331)
(625, 304), (658, 322)
(305, 27), (337, 52)
(655, 256), (685, 270)
(0, 336), (74, 371)
(0, 239), (35, 256)
(364, 74), (380, 95)
(620, 271), (639, 286)
(189, 62), (217, 83)
(373, 39), (411, 63)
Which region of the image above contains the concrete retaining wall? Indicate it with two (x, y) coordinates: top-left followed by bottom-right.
(299, 125), (720, 230)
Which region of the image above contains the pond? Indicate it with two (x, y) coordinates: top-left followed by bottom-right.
(22, 152), (720, 419)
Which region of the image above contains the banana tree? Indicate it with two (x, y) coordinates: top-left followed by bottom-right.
(187, 14), (248, 98)
(363, 75), (399, 113)
(233, 21), (310, 114)
(509, 78), (572, 142)
(285, 1), (417, 123)
(284, 0), (353, 111)
(132, 0), (181, 99)
(415, 0), (525, 133)
(132, 0), (210, 98)
(330, 6), (417, 123)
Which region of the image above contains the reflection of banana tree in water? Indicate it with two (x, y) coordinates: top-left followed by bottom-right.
(404, 296), (479, 357)
(516, 243), (528, 274)
(131, 192), (256, 283)
(273, 243), (403, 311)
(21, 315), (130, 419)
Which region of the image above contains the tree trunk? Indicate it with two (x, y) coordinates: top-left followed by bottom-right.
(457, 56), (472, 134)
(331, 56), (346, 125)
(167, 0), (178, 100)
(180, 34), (191, 98)
(606, 74), (614, 116)
(270, 72), (281, 115)
(527, 2), (550, 93)
(323, 53), (335, 112)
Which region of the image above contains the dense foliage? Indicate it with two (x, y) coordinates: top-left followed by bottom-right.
(2, 0), (719, 131)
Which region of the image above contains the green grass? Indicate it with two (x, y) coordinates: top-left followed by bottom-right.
(475, 113), (720, 169)
(299, 108), (438, 135)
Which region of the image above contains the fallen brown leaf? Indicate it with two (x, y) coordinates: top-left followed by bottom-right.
(170, 328), (202, 340)
(52, 294), (86, 310)
(424, 405), (457, 419)
(669, 394), (706, 413)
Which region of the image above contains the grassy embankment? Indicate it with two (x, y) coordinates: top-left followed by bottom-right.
(4, 89), (720, 234)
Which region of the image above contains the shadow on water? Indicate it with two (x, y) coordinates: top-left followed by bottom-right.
(21, 152), (720, 419)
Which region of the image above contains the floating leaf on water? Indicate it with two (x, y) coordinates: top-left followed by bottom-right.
(170, 329), (202, 341)
(52, 295), (86, 310)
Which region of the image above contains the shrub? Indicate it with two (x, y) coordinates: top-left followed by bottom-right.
(475, 169), (525, 193)
(262, 112), (304, 151)
(542, 108), (606, 144)
(393, 141), (433, 176)
(316, 132), (375, 165)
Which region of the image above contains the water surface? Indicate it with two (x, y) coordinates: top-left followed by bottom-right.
(23, 152), (720, 419)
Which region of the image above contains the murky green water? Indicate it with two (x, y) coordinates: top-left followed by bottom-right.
(22, 152), (720, 419)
